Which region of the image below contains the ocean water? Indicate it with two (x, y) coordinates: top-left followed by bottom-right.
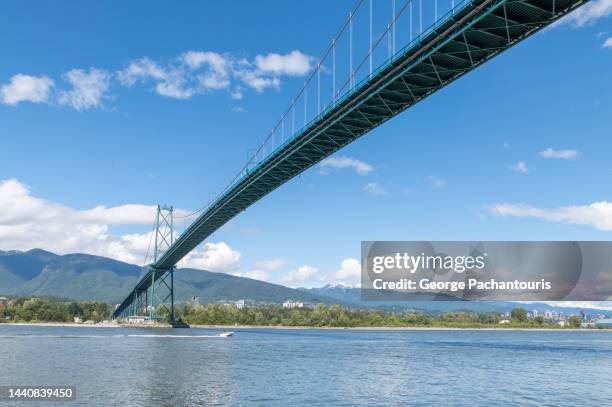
(0, 326), (610, 406)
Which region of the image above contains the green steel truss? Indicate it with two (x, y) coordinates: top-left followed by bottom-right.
(114, 206), (176, 321)
(112, 0), (588, 319)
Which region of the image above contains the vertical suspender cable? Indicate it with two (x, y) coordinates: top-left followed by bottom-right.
(419, 0), (423, 34)
(392, 0), (396, 55)
(387, 23), (391, 58)
(369, 0), (372, 77)
(349, 11), (353, 89)
(332, 39), (336, 100)
(435, 0), (438, 22)
(409, 0), (413, 42)
(304, 84), (307, 126)
(292, 101), (295, 135)
(317, 65), (320, 116)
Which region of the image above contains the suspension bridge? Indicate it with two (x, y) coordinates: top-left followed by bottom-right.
(112, 0), (589, 321)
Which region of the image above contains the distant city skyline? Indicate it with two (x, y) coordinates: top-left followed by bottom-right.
(1, 0), (612, 299)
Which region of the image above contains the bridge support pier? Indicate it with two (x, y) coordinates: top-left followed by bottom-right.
(140, 204), (177, 322)
(147, 267), (175, 322)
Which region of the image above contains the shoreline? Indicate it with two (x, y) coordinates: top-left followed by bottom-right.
(1, 322), (608, 332)
(188, 324), (608, 332)
(0, 322), (121, 328)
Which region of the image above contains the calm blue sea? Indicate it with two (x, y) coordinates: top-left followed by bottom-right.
(0, 326), (610, 406)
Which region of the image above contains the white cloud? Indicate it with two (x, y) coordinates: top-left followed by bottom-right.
(282, 265), (319, 287)
(117, 50), (311, 99)
(182, 52), (209, 69)
(182, 51), (228, 72)
(3, 50), (314, 108)
(232, 258), (286, 282)
(558, 0), (612, 27)
(230, 86), (244, 100)
(428, 175), (447, 188)
(364, 182), (387, 195)
(117, 58), (167, 86)
(329, 258), (361, 286)
(254, 50), (312, 76)
(0, 178), (158, 264)
(190, 52), (231, 91)
(154, 72), (194, 99)
(0, 179), (160, 228)
(180, 242), (241, 272)
(117, 58), (194, 99)
(319, 156), (374, 175)
(235, 69), (280, 92)
(539, 148), (579, 160)
(0, 178), (219, 266)
(242, 258), (362, 287)
(488, 201), (612, 231)
(253, 259), (287, 272)
(117, 51), (311, 100)
(58, 68), (110, 111)
(75, 204), (159, 225)
(233, 270), (269, 282)
(0, 179), (246, 272)
(603, 37), (612, 47)
(197, 71), (230, 91)
(510, 161), (530, 173)
(0, 74), (54, 106)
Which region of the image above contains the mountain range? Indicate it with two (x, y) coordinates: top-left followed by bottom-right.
(299, 285), (612, 315)
(1, 249), (609, 316)
(0, 249), (335, 305)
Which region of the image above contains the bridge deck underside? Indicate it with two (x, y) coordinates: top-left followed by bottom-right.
(113, 0), (586, 318)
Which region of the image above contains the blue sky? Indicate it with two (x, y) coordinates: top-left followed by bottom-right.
(1, 0), (612, 290)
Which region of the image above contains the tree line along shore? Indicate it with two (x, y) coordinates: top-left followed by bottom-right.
(1, 296), (608, 329)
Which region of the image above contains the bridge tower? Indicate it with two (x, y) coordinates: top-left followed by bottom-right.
(148, 205), (175, 322)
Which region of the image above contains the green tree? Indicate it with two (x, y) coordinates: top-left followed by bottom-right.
(511, 307), (528, 322)
(569, 315), (581, 328)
